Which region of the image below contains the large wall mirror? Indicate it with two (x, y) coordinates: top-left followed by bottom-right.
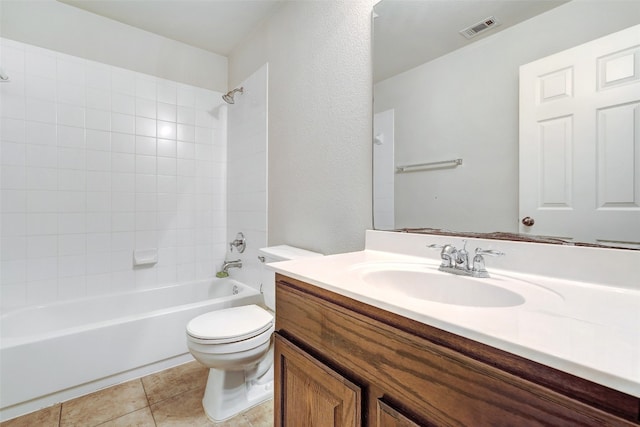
(373, 0), (640, 249)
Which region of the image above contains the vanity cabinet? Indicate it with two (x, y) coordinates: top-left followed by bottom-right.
(274, 274), (640, 427)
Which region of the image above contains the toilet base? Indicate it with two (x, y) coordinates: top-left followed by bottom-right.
(202, 365), (274, 422)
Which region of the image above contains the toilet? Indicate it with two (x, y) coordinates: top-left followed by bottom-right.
(186, 245), (323, 422)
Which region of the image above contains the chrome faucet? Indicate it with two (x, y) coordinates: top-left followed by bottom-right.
(221, 259), (242, 273)
(428, 240), (504, 278)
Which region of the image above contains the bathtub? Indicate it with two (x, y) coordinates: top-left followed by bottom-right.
(0, 278), (263, 421)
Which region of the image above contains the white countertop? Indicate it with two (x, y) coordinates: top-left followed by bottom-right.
(268, 246), (640, 398)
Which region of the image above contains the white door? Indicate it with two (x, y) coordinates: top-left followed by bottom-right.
(373, 109), (395, 230)
(519, 24), (640, 247)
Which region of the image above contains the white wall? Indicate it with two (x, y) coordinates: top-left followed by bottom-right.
(374, 1), (640, 233)
(0, 0), (227, 91)
(225, 63), (268, 290)
(229, 0), (375, 255)
(0, 38), (228, 309)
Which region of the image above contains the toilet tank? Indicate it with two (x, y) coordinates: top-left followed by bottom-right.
(258, 245), (323, 310)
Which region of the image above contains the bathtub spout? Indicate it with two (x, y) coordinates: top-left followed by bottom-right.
(217, 259), (242, 277)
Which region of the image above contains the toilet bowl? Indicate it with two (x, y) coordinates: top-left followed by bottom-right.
(186, 245), (323, 422)
(186, 304), (274, 421)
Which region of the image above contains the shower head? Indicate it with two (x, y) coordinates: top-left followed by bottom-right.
(222, 87), (244, 104)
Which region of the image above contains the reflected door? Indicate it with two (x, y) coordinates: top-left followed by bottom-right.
(519, 24), (640, 248)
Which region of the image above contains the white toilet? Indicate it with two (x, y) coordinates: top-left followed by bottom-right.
(186, 245), (323, 422)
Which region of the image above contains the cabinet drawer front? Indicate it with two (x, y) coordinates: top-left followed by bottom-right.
(275, 334), (362, 427)
(276, 278), (638, 426)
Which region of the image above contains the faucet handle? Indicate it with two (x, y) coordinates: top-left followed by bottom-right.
(427, 243), (458, 268)
(472, 248), (504, 277)
(474, 248), (505, 257)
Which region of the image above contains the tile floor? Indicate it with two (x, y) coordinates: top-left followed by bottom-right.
(0, 361), (273, 427)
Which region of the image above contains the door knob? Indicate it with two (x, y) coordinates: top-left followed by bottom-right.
(521, 216), (535, 226)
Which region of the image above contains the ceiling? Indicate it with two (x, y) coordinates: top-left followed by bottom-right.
(58, 0), (568, 80)
(58, 0), (285, 56)
(373, 0), (569, 82)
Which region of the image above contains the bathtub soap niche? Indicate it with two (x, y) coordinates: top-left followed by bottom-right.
(133, 248), (158, 266)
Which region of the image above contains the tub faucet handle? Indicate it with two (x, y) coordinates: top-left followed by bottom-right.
(229, 232), (246, 253)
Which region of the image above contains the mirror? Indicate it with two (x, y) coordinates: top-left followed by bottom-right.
(372, 0), (640, 249)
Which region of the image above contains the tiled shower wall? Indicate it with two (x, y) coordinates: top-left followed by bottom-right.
(0, 38), (228, 310)
(226, 64), (268, 290)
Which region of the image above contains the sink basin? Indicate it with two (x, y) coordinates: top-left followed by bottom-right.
(352, 263), (526, 307)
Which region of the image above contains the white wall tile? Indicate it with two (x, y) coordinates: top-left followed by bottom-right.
(26, 121), (56, 146)
(157, 121), (175, 139)
(2, 165), (26, 189)
(86, 130), (111, 152)
(112, 69), (135, 95)
(86, 150), (111, 171)
(58, 125), (85, 148)
(25, 75), (56, 101)
(27, 235), (58, 259)
(135, 75), (156, 100)
(2, 118), (26, 143)
(112, 93), (135, 115)
(136, 116), (156, 137)
(1, 94), (26, 119)
(59, 234), (86, 256)
(1, 39), (230, 310)
(86, 233), (112, 254)
(177, 106), (195, 125)
(57, 104), (85, 127)
(111, 172), (134, 192)
(27, 213), (58, 235)
(2, 213), (26, 236)
(86, 62), (111, 90)
(26, 256), (58, 282)
(2, 141), (25, 166)
(26, 190), (57, 212)
(86, 87), (110, 110)
(157, 103), (176, 122)
(86, 171), (110, 191)
(135, 136), (156, 156)
(58, 82), (86, 106)
(136, 97), (156, 119)
(57, 57), (85, 84)
(25, 98), (56, 123)
(86, 213), (111, 233)
(111, 133), (135, 153)
(157, 80), (176, 104)
(111, 152), (135, 172)
(2, 236), (26, 261)
(26, 167), (57, 190)
(58, 147), (85, 170)
(111, 113), (135, 134)
(86, 108), (111, 131)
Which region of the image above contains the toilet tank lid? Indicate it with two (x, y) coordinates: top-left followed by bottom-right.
(258, 245), (323, 261)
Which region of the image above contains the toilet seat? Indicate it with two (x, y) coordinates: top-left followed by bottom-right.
(187, 305), (273, 344)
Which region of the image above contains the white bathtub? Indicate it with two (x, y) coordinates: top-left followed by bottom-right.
(0, 278), (263, 421)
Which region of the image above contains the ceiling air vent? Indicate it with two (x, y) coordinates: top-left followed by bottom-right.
(459, 16), (501, 39)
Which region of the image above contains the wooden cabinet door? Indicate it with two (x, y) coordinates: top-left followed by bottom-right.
(274, 333), (362, 427)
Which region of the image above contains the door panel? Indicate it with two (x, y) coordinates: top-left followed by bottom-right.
(274, 334), (361, 427)
(519, 24), (640, 247)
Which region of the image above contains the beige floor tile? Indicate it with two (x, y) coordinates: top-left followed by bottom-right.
(0, 405), (61, 427)
(98, 407), (156, 427)
(142, 361), (208, 405)
(243, 400), (273, 427)
(150, 387), (214, 427)
(60, 380), (148, 427)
